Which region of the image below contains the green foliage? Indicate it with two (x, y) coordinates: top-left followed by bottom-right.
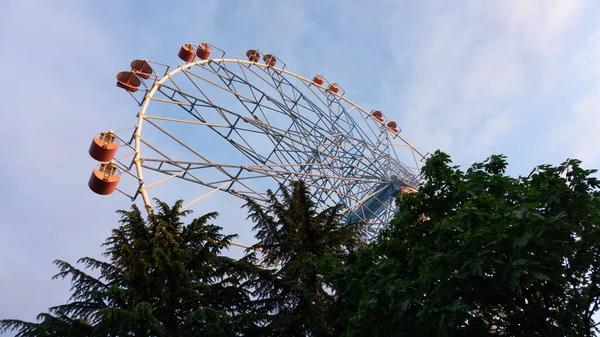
(0, 199), (257, 336)
(337, 150), (600, 336)
(7, 153), (600, 337)
(243, 180), (357, 336)
(0, 182), (355, 337)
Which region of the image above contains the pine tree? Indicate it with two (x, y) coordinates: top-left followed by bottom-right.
(243, 180), (357, 336)
(1, 199), (258, 336)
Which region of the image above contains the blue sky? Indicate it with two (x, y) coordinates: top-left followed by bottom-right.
(1, 0), (600, 332)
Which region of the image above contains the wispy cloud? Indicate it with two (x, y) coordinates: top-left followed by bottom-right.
(556, 86), (600, 163)
(382, 0), (586, 164)
(0, 0), (137, 324)
(550, 29), (600, 164)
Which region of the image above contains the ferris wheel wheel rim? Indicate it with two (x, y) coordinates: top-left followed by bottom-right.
(132, 57), (425, 215)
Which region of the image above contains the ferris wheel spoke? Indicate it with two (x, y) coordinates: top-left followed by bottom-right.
(258, 60), (421, 162)
(145, 99), (292, 167)
(161, 71), (273, 141)
(272, 129), (402, 187)
(140, 160), (366, 210)
(234, 63), (278, 128)
(155, 83), (260, 137)
(137, 143), (210, 188)
(139, 156), (389, 210)
(263, 68), (305, 115)
(293, 96), (374, 155)
(181, 65), (270, 126)
(140, 162), (270, 202)
(235, 114), (327, 164)
(270, 133), (392, 181)
(180, 74), (235, 127)
(249, 117), (371, 167)
(213, 61), (276, 127)
(155, 84), (214, 121)
(142, 118), (245, 182)
(232, 62), (354, 147)
(209, 61), (313, 165)
(159, 72), (229, 122)
(146, 96), (194, 107)
(238, 63), (306, 111)
(145, 104), (322, 170)
(299, 78), (385, 147)
(294, 82), (363, 139)
(143, 115), (279, 138)
(208, 61), (351, 161)
(145, 158), (384, 185)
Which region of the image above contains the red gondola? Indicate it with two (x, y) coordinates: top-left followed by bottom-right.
(89, 132), (119, 162)
(371, 110), (384, 123)
(263, 54), (277, 67)
(116, 71), (141, 92)
(246, 49), (260, 62)
(328, 83), (340, 94)
(313, 74), (324, 86)
(196, 43), (212, 60)
(178, 44), (196, 63)
(386, 121), (399, 133)
(88, 163), (121, 195)
(130, 60), (153, 79)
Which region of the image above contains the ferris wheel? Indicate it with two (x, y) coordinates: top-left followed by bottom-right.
(87, 42), (427, 242)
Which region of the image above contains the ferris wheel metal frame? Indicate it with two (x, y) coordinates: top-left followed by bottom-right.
(88, 42), (428, 244)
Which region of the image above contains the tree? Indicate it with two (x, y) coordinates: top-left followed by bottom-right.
(337, 151), (600, 336)
(243, 180), (358, 336)
(0, 199), (257, 337)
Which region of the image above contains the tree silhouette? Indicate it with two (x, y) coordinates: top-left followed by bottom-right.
(1, 199), (257, 336)
(337, 151), (600, 336)
(243, 180), (357, 336)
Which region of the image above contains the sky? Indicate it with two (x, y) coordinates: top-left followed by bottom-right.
(1, 0), (600, 332)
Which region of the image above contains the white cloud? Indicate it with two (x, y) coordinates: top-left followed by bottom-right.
(561, 86), (600, 163)
(568, 30), (600, 77)
(550, 27), (600, 165)
(472, 114), (512, 156)
(0, 0), (129, 324)
(460, 40), (524, 105)
(382, 0), (585, 162)
(497, 0), (584, 55)
(550, 88), (600, 164)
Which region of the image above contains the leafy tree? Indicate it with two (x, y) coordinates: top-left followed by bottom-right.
(337, 151), (600, 337)
(243, 180), (358, 336)
(0, 199), (257, 337)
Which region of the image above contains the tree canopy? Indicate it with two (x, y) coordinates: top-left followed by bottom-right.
(335, 151), (600, 336)
(0, 181), (356, 337)
(0, 200), (258, 337)
(4, 153), (600, 337)
(243, 180), (357, 336)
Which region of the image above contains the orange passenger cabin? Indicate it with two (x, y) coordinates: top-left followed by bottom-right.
(246, 49), (260, 62)
(328, 83), (340, 94)
(88, 163), (121, 195)
(371, 110), (384, 123)
(196, 43), (212, 60)
(313, 74), (324, 86)
(89, 132), (119, 162)
(178, 44), (196, 63)
(130, 60), (153, 79)
(263, 54), (277, 67)
(116, 71), (141, 92)
(386, 121), (399, 133)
